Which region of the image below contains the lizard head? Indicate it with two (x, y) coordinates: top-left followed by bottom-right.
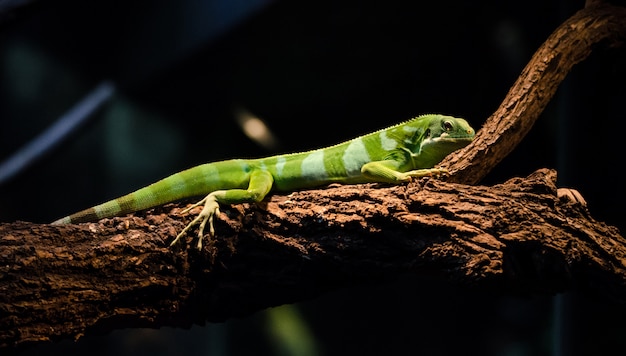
(408, 114), (475, 168)
(422, 115), (475, 146)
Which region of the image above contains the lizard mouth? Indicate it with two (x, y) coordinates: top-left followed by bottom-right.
(427, 134), (474, 144)
(438, 135), (473, 141)
(420, 134), (474, 151)
(439, 128), (475, 140)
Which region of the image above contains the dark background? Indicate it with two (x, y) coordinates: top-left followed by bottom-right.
(1, 0), (625, 355)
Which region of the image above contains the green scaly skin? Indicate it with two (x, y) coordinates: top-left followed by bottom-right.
(52, 114), (475, 249)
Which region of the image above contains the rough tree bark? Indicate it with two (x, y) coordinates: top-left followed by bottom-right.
(439, 2), (626, 184)
(1, 1), (626, 350)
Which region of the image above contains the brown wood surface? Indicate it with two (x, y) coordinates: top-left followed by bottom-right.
(2, 168), (625, 348)
(440, 3), (626, 184)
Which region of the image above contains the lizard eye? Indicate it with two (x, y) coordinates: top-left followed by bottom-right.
(443, 121), (453, 131)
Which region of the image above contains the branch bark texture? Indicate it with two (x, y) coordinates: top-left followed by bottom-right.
(1, 169), (624, 348)
(440, 3), (626, 184)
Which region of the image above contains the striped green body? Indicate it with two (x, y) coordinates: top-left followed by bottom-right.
(52, 114), (474, 248)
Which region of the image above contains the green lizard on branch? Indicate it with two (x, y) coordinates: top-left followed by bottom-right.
(52, 114), (475, 249)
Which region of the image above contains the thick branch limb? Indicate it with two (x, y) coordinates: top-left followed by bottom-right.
(440, 3), (626, 184)
(1, 169), (625, 348)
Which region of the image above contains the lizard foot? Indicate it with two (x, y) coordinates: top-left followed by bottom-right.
(401, 167), (449, 181)
(170, 194), (220, 250)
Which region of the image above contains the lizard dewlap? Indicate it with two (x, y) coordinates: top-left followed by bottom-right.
(52, 114), (475, 249)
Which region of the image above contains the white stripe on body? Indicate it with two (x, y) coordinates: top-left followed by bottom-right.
(342, 137), (371, 176)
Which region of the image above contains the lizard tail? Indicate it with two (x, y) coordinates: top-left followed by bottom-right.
(51, 161), (242, 225)
(51, 185), (166, 225)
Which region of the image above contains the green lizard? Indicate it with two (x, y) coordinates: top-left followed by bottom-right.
(52, 114), (475, 249)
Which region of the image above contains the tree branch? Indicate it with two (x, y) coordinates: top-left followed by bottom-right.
(440, 3), (626, 184)
(2, 169), (625, 348)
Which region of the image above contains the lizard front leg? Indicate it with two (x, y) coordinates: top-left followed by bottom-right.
(361, 160), (447, 184)
(171, 169), (274, 250)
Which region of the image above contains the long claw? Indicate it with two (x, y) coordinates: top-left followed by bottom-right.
(209, 206), (219, 236)
(180, 197), (206, 214)
(402, 167), (449, 180)
(170, 213), (202, 246)
(196, 215), (208, 249)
